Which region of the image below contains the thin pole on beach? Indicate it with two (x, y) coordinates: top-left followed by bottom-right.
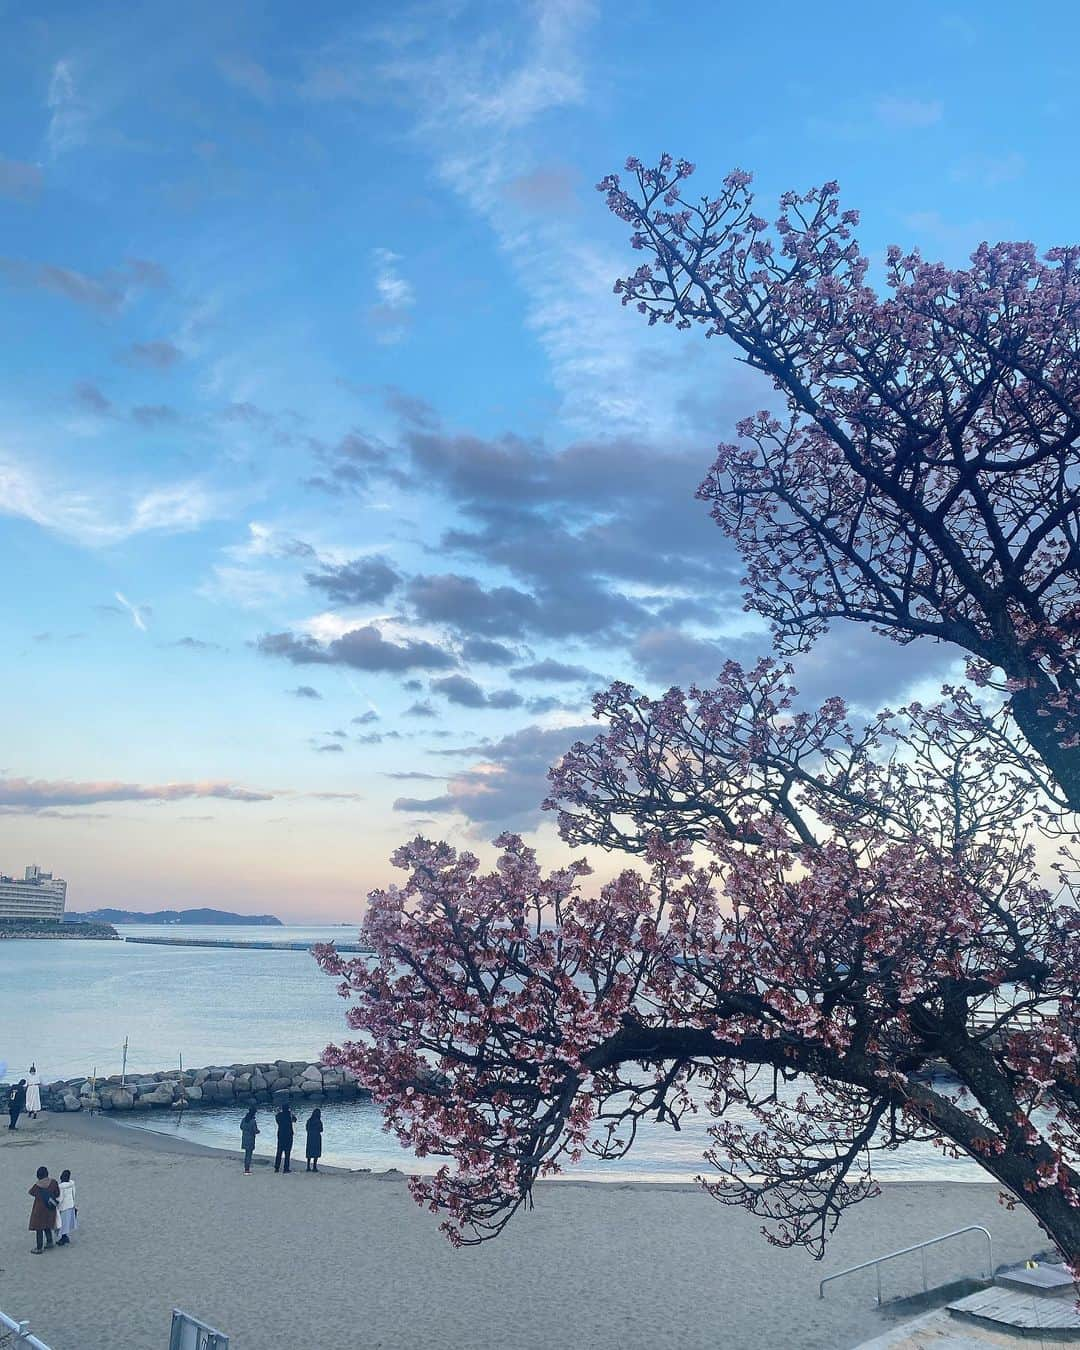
(121, 1035), (128, 1089)
(176, 1051), (187, 1123)
(89, 1065), (97, 1117)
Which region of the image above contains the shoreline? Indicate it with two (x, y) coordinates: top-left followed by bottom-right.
(49, 1108), (706, 1189)
(0, 1111), (1054, 1350)
(48, 1107), (997, 1190)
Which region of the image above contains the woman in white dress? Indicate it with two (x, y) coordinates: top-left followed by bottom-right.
(57, 1170), (77, 1244)
(25, 1064), (41, 1118)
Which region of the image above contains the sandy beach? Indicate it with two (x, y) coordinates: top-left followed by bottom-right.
(0, 1112), (1054, 1350)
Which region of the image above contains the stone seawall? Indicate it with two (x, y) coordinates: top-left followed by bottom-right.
(1, 1061), (371, 1114)
(0, 920), (118, 940)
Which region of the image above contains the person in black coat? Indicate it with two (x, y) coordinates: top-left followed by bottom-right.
(274, 1104), (297, 1173)
(8, 1079), (27, 1130)
(305, 1108), (323, 1172)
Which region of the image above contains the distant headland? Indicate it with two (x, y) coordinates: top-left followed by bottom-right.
(66, 907), (284, 926)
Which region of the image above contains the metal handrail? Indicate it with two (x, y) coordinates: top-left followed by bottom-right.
(169, 1309), (229, 1349)
(0, 1308), (53, 1349)
(819, 1225), (994, 1304)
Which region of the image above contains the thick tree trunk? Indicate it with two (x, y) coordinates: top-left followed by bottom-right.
(590, 1020), (1080, 1267)
(1008, 686), (1080, 811)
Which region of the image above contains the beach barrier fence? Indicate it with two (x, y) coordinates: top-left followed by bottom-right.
(0, 1307), (53, 1349)
(169, 1310), (229, 1349)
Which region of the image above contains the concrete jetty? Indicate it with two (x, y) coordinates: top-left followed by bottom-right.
(122, 935), (374, 953)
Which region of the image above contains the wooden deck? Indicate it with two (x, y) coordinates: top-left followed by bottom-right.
(949, 1285), (1080, 1335)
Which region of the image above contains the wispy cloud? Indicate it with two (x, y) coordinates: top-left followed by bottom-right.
(950, 151), (1025, 188)
(218, 54), (275, 103)
(370, 0), (696, 437)
(369, 248), (415, 344)
(113, 590), (149, 631)
(0, 460), (227, 546)
(0, 776), (273, 812)
(47, 58), (91, 158)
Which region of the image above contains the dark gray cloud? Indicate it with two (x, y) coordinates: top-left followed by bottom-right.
(305, 556), (401, 605)
(784, 626), (961, 711)
(430, 674), (487, 707)
(487, 689), (524, 709)
(401, 679), (423, 692)
(256, 626), (455, 673)
(382, 385), (438, 428)
(407, 573), (539, 637)
(303, 411), (749, 661)
(120, 340), (182, 370)
(74, 381), (111, 414)
(404, 700), (438, 718)
(429, 675), (524, 710)
(316, 742), (344, 752)
(0, 256), (167, 312)
(352, 710), (379, 724)
(305, 429), (408, 495)
(290, 685), (322, 699)
(526, 695), (585, 714)
(652, 597), (721, 626)
(510, 658), (596, 683)
(631, 628), (741, 689)
(460, 637), (517, 665)
(169, 636), (224, 652)
(393, 722), (594, 831)
(132, 404), (178, 427)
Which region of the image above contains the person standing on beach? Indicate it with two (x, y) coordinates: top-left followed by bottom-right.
(25, 1065), (41, 1119)
(240, 1106), (259, 1174)
(305, 1108), (323, 1172)
(8, 1079), (27, 1129)
(56, 1169), (77, 1245)
(28, 1165), (59, 1254)
(274, 1104), (296, 1173)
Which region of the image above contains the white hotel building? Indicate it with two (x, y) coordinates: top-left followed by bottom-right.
(0, 865), (68, 921)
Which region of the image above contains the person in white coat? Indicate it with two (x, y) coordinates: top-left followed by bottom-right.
(56, 1170), (77, 1245)
(25, 1064), (41, 1118)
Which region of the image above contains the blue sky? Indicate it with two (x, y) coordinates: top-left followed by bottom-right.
(1, 0), (1076, 917)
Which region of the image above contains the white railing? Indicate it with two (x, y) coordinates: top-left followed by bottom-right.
(168, 1311), (229, 1350)
(819, 1225), (994, 1304)
(0, 1308), (53, 1349)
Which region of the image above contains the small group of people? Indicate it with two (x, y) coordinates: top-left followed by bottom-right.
(240, 1104), (323, 1175)
(7, 1064), (42, 1129)
(28, 1164), (77, 1253)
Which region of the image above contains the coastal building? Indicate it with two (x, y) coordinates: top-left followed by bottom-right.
(0, 865), (67, 921)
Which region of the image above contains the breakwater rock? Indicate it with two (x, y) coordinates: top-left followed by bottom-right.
(1, 1061), (372, 1114)
(0, 919), (118, 940)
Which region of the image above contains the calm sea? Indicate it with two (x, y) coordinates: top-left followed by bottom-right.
(0, 925), (982, 1182)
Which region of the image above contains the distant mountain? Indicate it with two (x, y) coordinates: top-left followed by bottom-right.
(66, 908), (284, 926)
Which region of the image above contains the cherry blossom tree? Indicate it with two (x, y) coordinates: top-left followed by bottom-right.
(317, 159), (1080, 1264)
(598, 156), (1080, 807)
